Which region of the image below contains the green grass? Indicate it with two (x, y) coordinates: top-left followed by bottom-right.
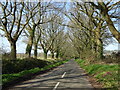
(75, 59), (119, 89)
(2, 59), (68, 85)
(2, 58), (50, 74)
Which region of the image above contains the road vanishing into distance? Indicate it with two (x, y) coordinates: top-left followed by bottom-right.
(9, 60), (93, 90)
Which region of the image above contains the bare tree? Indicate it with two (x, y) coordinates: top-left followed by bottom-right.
(54, 30), (67, 59)
(25, 2), (46, 58)
(65, 2), (112, 60)
(47, 16), (64, 59)
(89, 1), (120, 43)
(0, 2), (36, 59)
(39, 25), (54, 59)
(24, 2), (65, 58)
(33, 25), (42, 58)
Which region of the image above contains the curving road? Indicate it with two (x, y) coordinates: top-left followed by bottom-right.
(9, 59), (93, 90)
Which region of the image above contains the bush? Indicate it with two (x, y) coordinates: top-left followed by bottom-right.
(2, 58), (50, 74)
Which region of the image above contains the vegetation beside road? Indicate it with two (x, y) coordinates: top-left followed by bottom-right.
(0, 1), (120, 89)
(75, 59), (119, 89)
(2, 59), (68, 86)
(2, 58), (50, 74)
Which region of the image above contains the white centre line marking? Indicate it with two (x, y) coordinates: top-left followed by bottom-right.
(53, 72), (66, 90)
(53, 82), (60, 90)
(61, 72), (66, 78)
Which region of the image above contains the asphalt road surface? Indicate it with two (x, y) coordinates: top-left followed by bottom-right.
(9, 59), (93, 90)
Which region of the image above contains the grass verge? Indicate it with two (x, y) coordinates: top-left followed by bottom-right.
(2, 59), (68, 87)
(75, 59), (119, 89)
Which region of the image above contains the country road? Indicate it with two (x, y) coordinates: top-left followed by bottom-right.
(9, 60), (93, 90)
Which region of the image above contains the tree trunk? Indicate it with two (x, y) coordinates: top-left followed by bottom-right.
(96, 38), (103, 59)
(26, 25), (36, 58)
(34, 43), (38, 59)
(51, 51), (54, 59)
(26, 39), (32, 58)
(44, 51), (47, 59)
(99, 2), (120, 43)
(95, 28), (103, 59)
(56, 51), (59, 59)
(103, 14), (120, 43)
(10, 41), (16, 60)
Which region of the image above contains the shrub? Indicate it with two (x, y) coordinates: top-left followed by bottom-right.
(2, 58), (50, 74)
(2, 59), (68, 85)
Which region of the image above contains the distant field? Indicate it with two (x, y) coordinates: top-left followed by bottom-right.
(17, 53), (59, 61)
